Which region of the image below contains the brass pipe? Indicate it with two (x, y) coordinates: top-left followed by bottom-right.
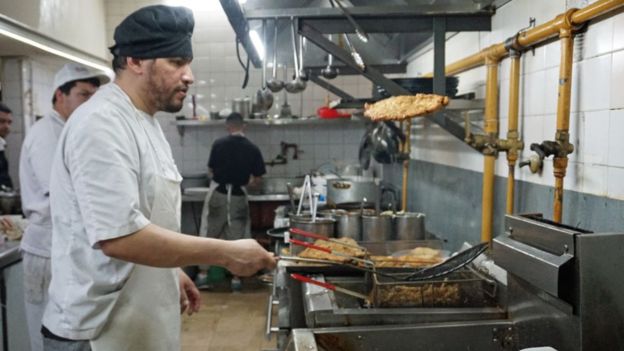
(482, 155), (496, 243)
(505, 53), (521, 214)
(401, 120), (412, 212)
(552, 21), (575, 223)
(571, 0), (624, 23)
(425, 0), (624, 77)
(481, 57), (499, 244)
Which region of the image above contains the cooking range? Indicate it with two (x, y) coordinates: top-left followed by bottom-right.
(268, 214), (624, 351)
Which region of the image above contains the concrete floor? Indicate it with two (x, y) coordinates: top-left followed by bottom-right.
(181, 279), (277, 351)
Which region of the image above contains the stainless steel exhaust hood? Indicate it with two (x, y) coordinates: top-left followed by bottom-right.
(220, 0), (507, 74)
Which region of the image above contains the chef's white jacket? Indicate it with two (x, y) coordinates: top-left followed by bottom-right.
(42, 83), (180, 340)
(19, 110), (64, 258)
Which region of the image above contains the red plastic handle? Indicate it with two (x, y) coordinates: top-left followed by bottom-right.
(289, 227), (329, 241)
(288, 238), (332, 253)
(290, 273), (336, 291)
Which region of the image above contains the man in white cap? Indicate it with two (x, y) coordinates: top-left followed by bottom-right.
(18, 62), (109, 351)
(41, 5), (276, 351)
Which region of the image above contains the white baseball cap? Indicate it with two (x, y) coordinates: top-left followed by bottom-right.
(53, 63), (111, 96)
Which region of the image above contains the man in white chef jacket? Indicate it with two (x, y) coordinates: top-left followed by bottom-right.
(41, 5), (276, 351)
(18, 62), (109, 351)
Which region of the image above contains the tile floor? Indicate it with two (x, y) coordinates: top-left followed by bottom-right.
(181, 279), (277, 351)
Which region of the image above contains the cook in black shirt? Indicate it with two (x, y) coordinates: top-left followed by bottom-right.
(198, 112), (266, 290)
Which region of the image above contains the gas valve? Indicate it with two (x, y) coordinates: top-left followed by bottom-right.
(519, 154), (543, 174)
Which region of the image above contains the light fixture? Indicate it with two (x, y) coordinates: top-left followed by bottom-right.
(248, 29), (265, 61)
(0, 27), (112, 75)
(238, 0), (248, 4)
(164, 0), (219, 12)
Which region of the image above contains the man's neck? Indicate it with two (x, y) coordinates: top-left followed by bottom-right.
(53, 106), (69, 121)
(115, 78), (156, 116)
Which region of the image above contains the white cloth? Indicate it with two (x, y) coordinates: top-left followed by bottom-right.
(19, 110), (64, 258)
(43, 83), (180, 340)
(23, 252), (52, 351)
(91, 113), (182, 351)
(0, 136), (6, 151)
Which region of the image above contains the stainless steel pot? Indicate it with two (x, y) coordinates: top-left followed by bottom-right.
(231, 97), (251, 119)
(335, 211), (361, 240)
(394, 212), (426, 240)
(326, 178), (378, 207)
(0, 191), (21, 214)
(290, 217), (335, 255)
(361, 214), (392, 242)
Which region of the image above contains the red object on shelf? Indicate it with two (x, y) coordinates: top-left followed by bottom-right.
(317, 106), (350, 119)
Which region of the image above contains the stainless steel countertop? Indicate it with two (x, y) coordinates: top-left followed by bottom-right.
(0, 241), (21, 268)
(182, 187), (290, 202)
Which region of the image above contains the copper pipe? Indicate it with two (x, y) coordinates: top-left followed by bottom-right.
(505, 53), (521, 214)
(480, 57), (499, 244)
(401, 120), (412, 212)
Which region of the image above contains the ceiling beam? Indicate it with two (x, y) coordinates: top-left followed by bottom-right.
(300, 22), (409, 96)
(297, 15), (490, 34)
(244, 5), (494, 19)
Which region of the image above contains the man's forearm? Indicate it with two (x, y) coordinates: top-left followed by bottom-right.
(99, 224), (231, 267)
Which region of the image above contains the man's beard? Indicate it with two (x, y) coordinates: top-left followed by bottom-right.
(146, 70), (186, 113)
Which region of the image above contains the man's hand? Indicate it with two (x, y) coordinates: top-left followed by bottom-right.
(223, 239), (277, 277)
(178, 269), (201, 316)
(0, 217), (14, 231)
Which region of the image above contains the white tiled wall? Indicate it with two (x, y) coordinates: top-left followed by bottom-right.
(0, 57), (61, 189)
(406, 0), (624, 200)
(105, 0), (371, 176)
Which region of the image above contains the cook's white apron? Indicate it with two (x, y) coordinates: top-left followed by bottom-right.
(199, 182), (250, 238)
(91, 113), (183, 351)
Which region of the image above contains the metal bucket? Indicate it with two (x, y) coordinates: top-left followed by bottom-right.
(394, 212), (426, 240)
(361, 214), (392, 242)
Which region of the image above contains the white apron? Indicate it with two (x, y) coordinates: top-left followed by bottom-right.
(199, 182), (250, 238)
(91, 114), (183, 351)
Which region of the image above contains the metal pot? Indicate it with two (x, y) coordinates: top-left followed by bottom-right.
(290, 217), (335, 255)
(335, 211), (361, 240)
(361, 214), (392, 242)
(326, 178), (378, 208)
(0, 191), (21, 214)
(231, 97), (251, 119)
(394, 212), (426, 240)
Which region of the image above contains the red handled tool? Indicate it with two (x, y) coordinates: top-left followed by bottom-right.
(290, 273), (371, 304)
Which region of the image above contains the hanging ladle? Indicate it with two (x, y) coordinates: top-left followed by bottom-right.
(266, 18), (284, 93)
(321, 35), (338, 79)
(285, 17), (306, 94)
(259, 20), (274, 111)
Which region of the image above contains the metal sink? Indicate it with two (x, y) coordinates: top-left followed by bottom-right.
(246, 176), (304, 195)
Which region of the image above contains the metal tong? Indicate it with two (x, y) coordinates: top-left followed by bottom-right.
(296, 174), (314, 217)
(290, 273), (372, 305)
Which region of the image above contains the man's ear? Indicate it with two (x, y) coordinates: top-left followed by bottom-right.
(54, 89), (65, 103)
(125, 57), (146, 75)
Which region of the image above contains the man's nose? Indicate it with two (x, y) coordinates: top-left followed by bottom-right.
(182, 66), (194, 86)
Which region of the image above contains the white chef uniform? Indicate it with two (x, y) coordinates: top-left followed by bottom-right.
(19, 110), (64, 351)
(42, 83), (182, 349)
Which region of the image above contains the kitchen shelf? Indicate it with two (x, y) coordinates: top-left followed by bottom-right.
(174, 117), (364, 136)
